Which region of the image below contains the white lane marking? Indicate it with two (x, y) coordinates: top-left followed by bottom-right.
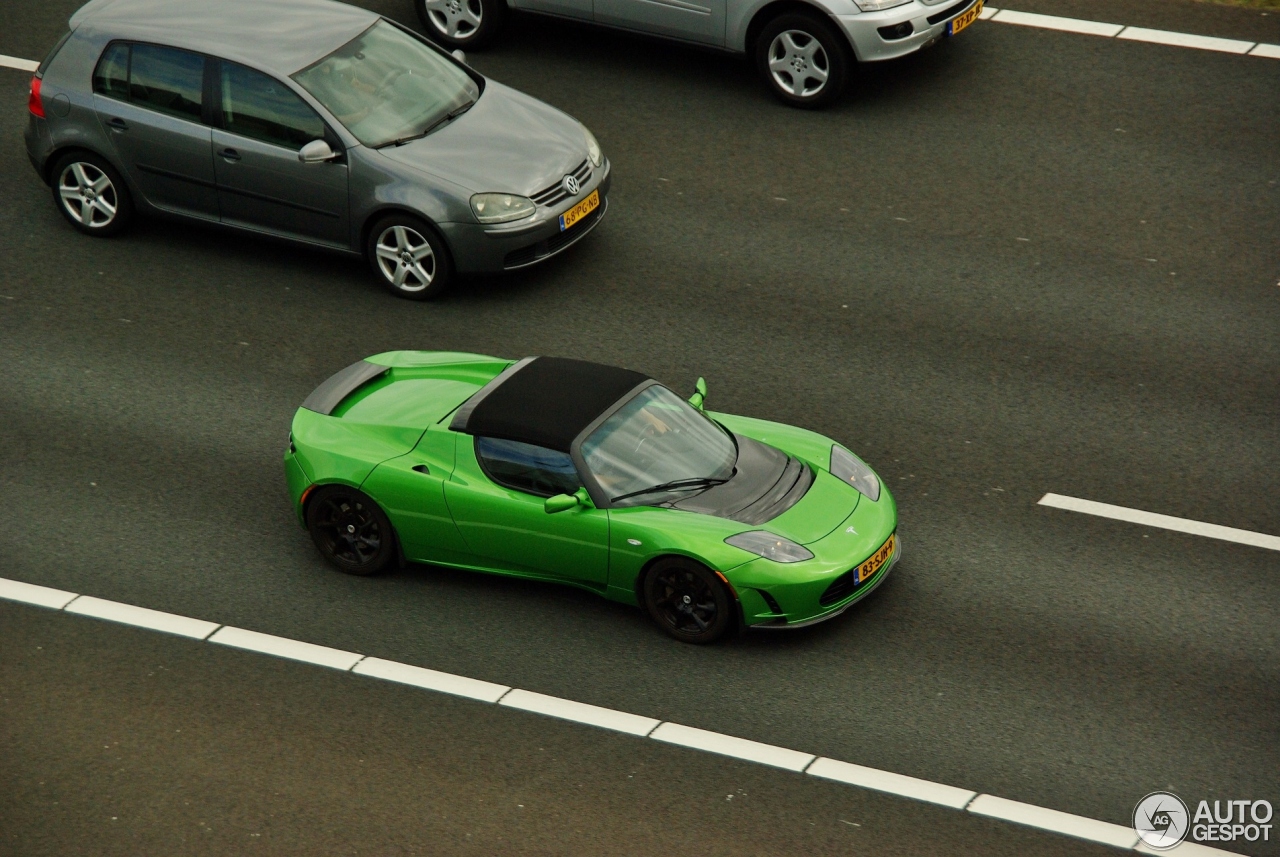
(0, 54), (39, 72)
(1039, 493), (1280, 551)
(650, 722), (815, 771)
(807, 757), (977, 809)
(208, 626), (363, 671)
(354, 657), (509, 703)
(1117, 26), (1255, 53)
(968, 794), (1140, 849)
(979, 4), (999, 20)
(65, 596), (219, 640)
(991, 9), (1124, 37)
(1248, 42), (1280, 58)
(500, 689), (661, 736)
(0, 577), (78, 610)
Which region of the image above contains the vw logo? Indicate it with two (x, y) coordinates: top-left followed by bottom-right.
(561, 174), (580, 195)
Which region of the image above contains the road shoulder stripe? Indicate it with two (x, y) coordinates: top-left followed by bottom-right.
(208, 625), (363, 670)
(500, 689), (661, 736)
(1039, 493), (1280, 551)
(0, 577), (77, 609)
(990, 10), (1124, 37)
(65, 596), (219, 639)
(807, 757), (977, 808)
(1116, 26), (1255, 53)
(354, 656), (509, 702)
(650, 722), (815, 771)
(969, 794), (1140, 848)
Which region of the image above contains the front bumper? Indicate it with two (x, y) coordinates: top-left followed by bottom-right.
(834, 0), (982, 62)
(438, 160), (611, 274)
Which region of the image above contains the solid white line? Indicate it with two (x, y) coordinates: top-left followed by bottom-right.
(500, 689), (661, 736)
(0, 578), (78, 610)
(1038, 493), (1280, 551)
(354, 657), (509, 703)
(1117, 26), (1255, 54)
(65, 596), (219, 640)
(979, 5), (999, 20)
(0, 54), (39, 72)
(1249, 42), (1280, 58)
(968, 794), (1139, 849)
(806, 758), (977, 809)
(649, 722), (815, 771)
(208, 626), (363, 671)
(991, 9), (1124, 37)
(1135, 839), (1248, 856)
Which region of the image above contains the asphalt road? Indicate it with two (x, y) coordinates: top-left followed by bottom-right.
(2, 0), (1278, 854)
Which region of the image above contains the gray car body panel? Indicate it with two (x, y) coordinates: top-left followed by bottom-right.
(507, 0), (971, 61)
(28, 0), (607, 275)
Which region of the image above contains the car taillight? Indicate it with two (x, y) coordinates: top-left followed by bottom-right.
(28, 76), (44, 118)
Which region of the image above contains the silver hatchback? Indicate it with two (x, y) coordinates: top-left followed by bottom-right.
(25, 0), (611, 299)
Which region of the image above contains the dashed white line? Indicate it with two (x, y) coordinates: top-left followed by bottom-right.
(1251, 42), (1280, 58)
(0, 577), (77, 609)
(991, 10), (1124, 38)
(806, 757), (977, 808)
(500, 689), (661, 736)
(1039, 493), (1280, 551)
(650, 722), (816, 771)
(65, 595), (219, 640)
(208, 626), (364, 671)
(0, 579), (1254, 856)
(969, 794), (1141, 849)
(353, 656), (510, 702)
(0, 54), (38, 72)
(1117, 26), (1256, 54)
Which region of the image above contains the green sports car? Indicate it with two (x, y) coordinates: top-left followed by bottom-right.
(285, 352), (899, 643)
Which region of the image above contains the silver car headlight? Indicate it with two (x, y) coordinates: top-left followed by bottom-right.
(583, 125), (603, 168)
(470, 193), (536, 224)
(830, 445), (880, 502)
(725, 531), (814, 563)
(853, 0), (911, 9)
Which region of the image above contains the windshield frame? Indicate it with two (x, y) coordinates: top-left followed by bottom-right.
(290, 18), (483, 150)
(569, 381), (740, 510)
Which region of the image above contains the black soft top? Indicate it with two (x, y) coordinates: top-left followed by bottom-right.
(450, 357), (650, 452)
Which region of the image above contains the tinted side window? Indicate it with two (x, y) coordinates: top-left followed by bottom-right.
(93, 43), (129, 99)
(475, 437), (581, 498)
(129, 44), (204, 121)
(220, 62), (325, 150)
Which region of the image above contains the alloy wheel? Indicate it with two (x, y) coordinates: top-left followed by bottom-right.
(650, 566), (720, 635)
(58, 162), (118, 228)
(312, 495), (383, 568)
(374, 224), (436, 293)
(425, 0), (484, 41)
(767, 30), (830, 98)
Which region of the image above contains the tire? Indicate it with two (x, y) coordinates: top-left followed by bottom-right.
(642, 557), (735, 644)
(416, 0), (507, 49)
(365, 213), (453, 300)
(756, 13), (851, 109)
(50, 151), (133, 236)
(305, 486), (397, 576)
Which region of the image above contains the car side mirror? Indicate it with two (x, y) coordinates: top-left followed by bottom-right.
(298, 139), (337, 163)
(689, 376), (708, 410)
(545, 493), (580, 514)
(451, 49), (467, 64)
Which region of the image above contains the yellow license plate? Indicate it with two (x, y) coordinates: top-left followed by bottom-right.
(948, 0), (982, 35)
(856, 533), (896, 584)
(559, 189), (600, 232)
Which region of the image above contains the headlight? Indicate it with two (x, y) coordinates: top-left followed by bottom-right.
(725, 531), (814, 563)
(583, 126), (603, 168)
(853, 0), (911, 9)
(470, 193), (536, 224)
(830, 446), (880, 502)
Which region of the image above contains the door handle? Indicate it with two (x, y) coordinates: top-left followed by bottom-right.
(218, 147), (241, 162)
(412, 465), (431, 475)
(106, 117), (128, 131)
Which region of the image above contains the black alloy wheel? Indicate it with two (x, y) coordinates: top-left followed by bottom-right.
(643, 558), (734, 644)
(305, 486), (396, 576)
(416, 0), (507, 49)
(756, 12), (852, 109)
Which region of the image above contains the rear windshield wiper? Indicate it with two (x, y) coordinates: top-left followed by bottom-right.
(375, 98), (476, 148)
(611, 476), (730, 503)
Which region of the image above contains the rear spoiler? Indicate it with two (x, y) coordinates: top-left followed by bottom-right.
(300, 360), (389, 415)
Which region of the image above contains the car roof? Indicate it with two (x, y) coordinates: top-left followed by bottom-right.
(69, 0), (377, 75)
(450, 357), (652, 453)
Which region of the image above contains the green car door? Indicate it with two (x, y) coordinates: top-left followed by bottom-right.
(444, 436), (610, 587)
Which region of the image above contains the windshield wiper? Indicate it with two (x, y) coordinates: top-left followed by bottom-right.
(611, 476), (730, 503)
(375, 99), (476, 148)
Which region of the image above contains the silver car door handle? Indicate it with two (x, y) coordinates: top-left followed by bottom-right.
(106, 117), (128, 131)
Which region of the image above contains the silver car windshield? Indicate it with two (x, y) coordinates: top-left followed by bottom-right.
(581, 386), (737, 507)
(293, 21), (478, 148)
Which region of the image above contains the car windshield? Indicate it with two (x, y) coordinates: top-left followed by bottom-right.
(580, 386), (737, 507)
(292, 20), (478, 148)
